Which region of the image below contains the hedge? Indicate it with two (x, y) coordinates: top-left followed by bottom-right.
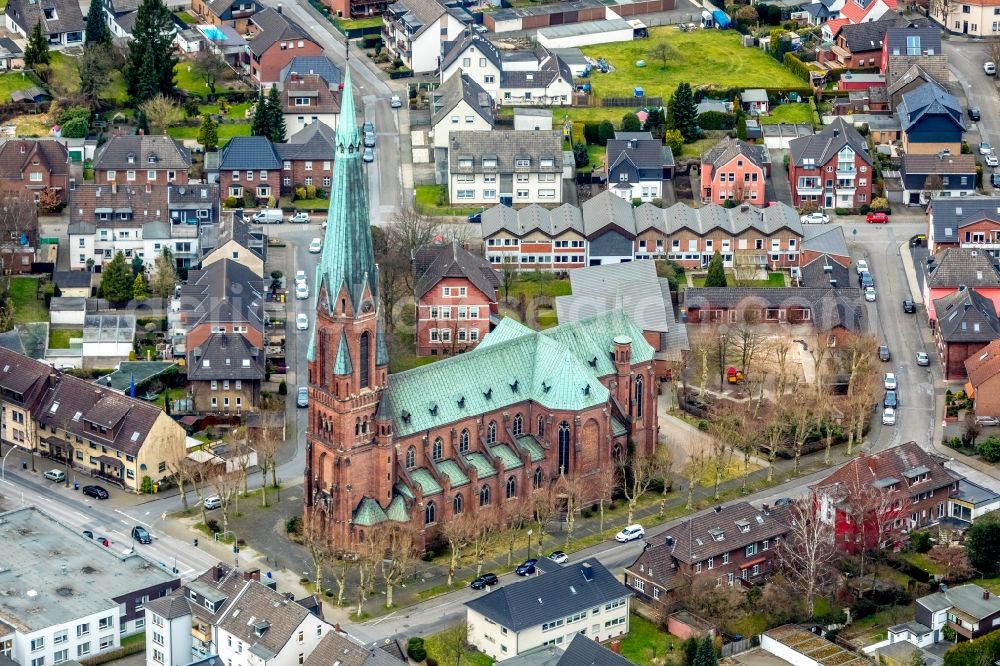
(783, 52), (813, 82)
(944, 628), (1000, 666)
(697, 111), (737, 130)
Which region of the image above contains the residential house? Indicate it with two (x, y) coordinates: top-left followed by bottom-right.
(898, 82), (966, 155)
(606, 131), (675, 203)
(431, 72), (495, 152)
(913, 585), (1000, 643)
(173, 259), (265, 413)
(812, 442), (960, 553)
(383, 0), (469, 74)
(101, 0), (138, 39)
(3, 0), (84, 47)
(965, 338), (1000, 418)
(901, 153), (977, 206)
(923, 248), (1000, 323)
(277, 123), (336, 195)
(54, 270), (92, 298)
(839, 0), (896, 24)
(880, 24), (941, 73)
(465, 559), (632, 660)
(684, 287), (866, 332)
(0, 37), (24, 70)
(788, 117), (873, 209)
(303, 630), (406, 666)
(0, 138), (71, 206)
(838, 71), (887, 91)
(741, 89), (769, 115)
(887, 63), (949, 111)
(325, 0), (388, 22)
(282, 73), (341, 133)
(927, 196), (1000, 254)
(932, 286), (1000, 379)
(201, 215), (267, 275)
(823, 15), (902, 68)
(447, 130), (566, 206)
(947, 477), (1000, 525)
(212, 136), (283, 203)
(439, 33), (574, 106)
(802, 1), (836, 25)
(624, 502), (790, 611)
(144, 563), (332, 666)
(482, 201), (587, 271)
(0, 506), (179, 666)
(92, 135), (192, 187)
(191, 0), (259, 32)
(247, 8), (323, 85)
(279, 55), (342, 89)
(501, 633), (636, 666)
(412, 240), (501, 357)
(800, 224), (852, 288)
(929, 0), (998, 35)
(700, 137), (771, 205)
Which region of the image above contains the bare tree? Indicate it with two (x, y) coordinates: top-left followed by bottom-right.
(708, 408), (741, 499)
(557, 475), (583, 549)
(618, 448), (660, 525)
(0, 187), (38, 275)
(253, 420), (282, 506)
(140, 94), (184, 134)
(192, 50), (227, 98)
(210, 468), (240, 535)
(380, 522), (417, 607)
(684, 439), (710, 509)
(498, 254), (519, 301)
(435, 622), (473, 666)
(163, 443), (194, 513)
(469, 511), (501, 577)
(842, 333), (878, 454)
(531, 484), (559, 556)
(789, 394), (817, 474)
(440, 511), (474, 586)
(778, 500), (836, 619)
(501, 495), (532, 566)
(763, 410), (789, 483)
(303, 511), (333, 595)
(152, 248), (178, 298)
(678, 575), (744, 628)
(591, 464), (618, 531)
(835, 466), (904, 581)
(772, 338), (794, 398)
(370, 225), (411, 333)
(330, 554), (359, 607)
(355, 533), (382, 617)
(711, 325), (735, 389)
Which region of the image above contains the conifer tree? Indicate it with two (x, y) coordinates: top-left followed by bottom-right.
(24, 21), (50, 69)
(100, 252), (134, 303)
(266, 84), (286, 143)
(704, 251), (728, 288)
(133, 273), (149, 301)
(85, 0), (111, 45)
(669, 82), (700, 143)
(125, 0), (177, 105)
(198, 114), (219, 151)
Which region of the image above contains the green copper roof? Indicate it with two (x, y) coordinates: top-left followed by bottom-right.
(438, 459), (470, 487)
(611, 416), (627, 437)
(491, 444), (523, 470)
(352, 497), (387, 526)
(315, 66), (377, 318)
(394, 481), (414, 500)
(333, 331), (353, 375)
(386, 495), (410, 522)
(516, 435), (545, 462)
(464, 452), (496, 479)
(376, 318), (390, 366)
(410, 467), (443, 496)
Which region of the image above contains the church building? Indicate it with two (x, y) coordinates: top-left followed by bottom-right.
(303, 69), (661, 552)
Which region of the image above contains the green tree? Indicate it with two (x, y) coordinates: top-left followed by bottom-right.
(131, 255), (144, 276)
(979, 436), (1000, 463)
(704, 251), (728, 287)
(669, 82), (700, 143)
(198, 114), (219, 151)
(266, 84), (286, 143)
(250, 91), (270, 137)
(694, 634), (717, 666)
(597, 120), (615, 146)
(24, 21), (50, 69)
(78, 44), (117, 104)
(682, 637), (699, 666)
(151, 247), (178, 298)
(85, 0), (111, 45)
(125, 0), (177, 105)
(621, 112), (641, 132)
(60, 117), (90, 139)
(572, 141), (589, 168)
(966, 511), (1000, 576)
(737, 114), (748, 140)
(133, 273), (149, 300)
(100, 252), (135, 303)
(663, 129), (684, 155)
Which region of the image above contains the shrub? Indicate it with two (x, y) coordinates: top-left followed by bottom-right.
(61, 116), (90, 139)
(697, 111), (737, 130)
(285, 516), (302, 535)
(278, 380), (287, 395)
(57, 105), (91, 126)
(140, 475), (154, 493)
(206, 519), (220, 533)
(850, 597), (877, 619)
(834, 207), (851, 215)
(305, 184), (317, 199)
(224, 196), (239, 208)
(426, 659), (438, 666)
(978, 436), (1000, 462)
(295, 187), (307, 200)
(911, 530), (932, 553)
(859, 204), (871, 215)
(406, 638), (426, 662)
(783, 52), (812, 82)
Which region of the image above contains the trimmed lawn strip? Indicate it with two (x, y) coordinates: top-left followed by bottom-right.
(619, 613), (681, 664)
(506, 274), (571, 299)
(691, 272), (785, 288)
(0, 72), (37, 100)
(49, 328), (82, 349)
(760, 102), (814, 125)
(9, 277), (48, 323)
(423, 629), (493, 666)
(199, 102), (253, 121)
(334, 16), (382, 29)
(415, 184), (480, 216)
(174, 62), (242, 98)
(167, 123), (251, 141)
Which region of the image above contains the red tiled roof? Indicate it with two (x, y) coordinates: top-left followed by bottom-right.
(812, 441), (955, 496)
(0, 140), (70, 180)
(965, 338), (1000, 388)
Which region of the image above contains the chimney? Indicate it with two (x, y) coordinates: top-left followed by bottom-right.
(666, 535), (674, 546)
(833, 129), (839, 138)
(714, 505), (722, 513)
(276, 2), (282, 12)
(763, 503), (770, 514)
(244, 568), (260, 581)
(111, 181), (117, 194)
(985, 589), (991, 600)
(214, 563), (225, 581)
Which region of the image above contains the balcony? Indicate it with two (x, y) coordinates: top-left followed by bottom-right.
(796, 185), (823, 196)
(947, 620), (975, 640)
(170, 222), (199, 238)
(837, 165), (857, 175)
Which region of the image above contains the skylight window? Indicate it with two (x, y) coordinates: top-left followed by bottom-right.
(49, 401), (59, 413)
(131, 432), (140, 442)
(73, 411), (82, 421)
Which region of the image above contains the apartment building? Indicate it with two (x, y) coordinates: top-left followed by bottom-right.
(383, 0), (468, 73)
(788, 118), (874, 209)
(92, 136), (191, 187)
(700, 137), (771, 205)
(447, 130), (566, 206)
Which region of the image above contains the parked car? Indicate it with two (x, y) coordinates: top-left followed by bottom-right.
(882, 407), (897, 426)
(296, 313), (309, 331)
(470, 573), (499, 590)
(297, 386), (308, 408)
(308, 238), (323, 253)
(82, 485), (109, 500)
(916, 351), (930, 366)
(515, 559), (538, 576)
(95, 535), (110, 547)
(364, 131), (376, 148)
(774, 497), (794, 507)
(204, 495), (222, 510)
(252, 208), (284, 224)
(856, 259), (869, 275)
(861, 272), (874, 288)
(615, 524), (645, 542)
(295, 270), (307, 285)
(970, 106), (982, 121)
(363, 147), (375, 163)
(884, 373), (897, 390)
(976, 415), (1000, 427)
(884, 390), (898, 409)
(865, 286), (877, 302)
(296, 283), (309, 300)
(548, 551), (568, 564)
(467, 211), (482, 224)
(390, 94), (402, 108)
(987, 154), (999, 168)
(131, 526), (152, 544)
(903, 299), (916, 313)
(980, 141), (993, 155)
(288, 212), (310, 224)
(879, 345), (891, 361)
(43, 469), (66, 482)
(83, 530), (94, 539)
(986, 61), (997, 75)
(992, 173), (1000, 188)
(363, 121), (375, 135)
(866, 211), (889, 224)
(800, 212), (830, 225)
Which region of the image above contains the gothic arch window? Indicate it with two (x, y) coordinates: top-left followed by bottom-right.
(405, 446), (415, 469)
(506, 475), (516, 499)
(433, 438), (443, 461)
(361, 418), (367, 434)
(634, 376), (644, 418)
(459, 429), (470, 453)
(537, 416), (545, 438)
(355, 418), (360, 436)
(454, 493), (463, 514)
(533, 467), (543, 489)
(558, 422), (571, 475)
(487, 420), (497, 444)
(512, 414), (523, 436)
(479, 484), (491, 506)
(612, 443), (623, 460)
(359, 332), (371, 389)
(425, 501), (436, 525)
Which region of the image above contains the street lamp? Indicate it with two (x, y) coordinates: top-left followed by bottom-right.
(1, 445), (16, 481)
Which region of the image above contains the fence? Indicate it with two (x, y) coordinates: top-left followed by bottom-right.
(601, 97), (663, 108)
(721, 636), (759, 657)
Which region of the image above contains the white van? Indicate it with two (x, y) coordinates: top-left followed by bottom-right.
(252, 208), (284, 224)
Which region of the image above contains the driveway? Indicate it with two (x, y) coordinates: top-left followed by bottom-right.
(767, 149), (791, 205)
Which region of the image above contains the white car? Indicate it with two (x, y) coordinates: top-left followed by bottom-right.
(986, 61), (997, 75)
(856, 259), (869, 276)
(987, 155), (999, 168)
(615, 524), (645, 543)
(288, 212), (310, 224)
(296, 313), (309, 331)
(296, 283), (309, 300)
(308, 238), (323, 254)
(204, 495), (222, 510)
(295, 270), (307, 285)
(981, 141), (993, 155)
(882, 407), (896, 426)
(976, 415), (1000, 427)
(865, 286), (877, 302)
(800, 212), (830, 225)
(390, 94), (402, 108)
(884, 373), (897, 390)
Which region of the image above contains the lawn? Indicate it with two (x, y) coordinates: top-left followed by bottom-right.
(580, 28), (804, 99)
(334, 16), (383, 29)
(199, 102), (253, 121)
(49, 328), (82, 349)
(174, 10), (197, 24)
(899, 551), (946, 576)
(693, 459), (762, 487)
(415, 184), (481, 217)
(174, 62), (241, 98)
(691, 272), (786, 288)
(506, 273), (571, 300)
(579, 144), (606, 174)
(167, 123), (252, 142)
(9, 277), (48, 324)
(422, 628), (493, 666)
(290, 198), (330, 210)
(619, 613), (681, 665)
(0, 72), (37, 101)
(761, 102), (814, 125)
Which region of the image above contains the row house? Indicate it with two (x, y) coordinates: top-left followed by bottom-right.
(0, 138), (71, 206)
(383, 0), (469, 74)
(201, 215), (267, 276)
(800, 224), (853, 288)
(821, 14), (902, 68)
(92, 135), (192, 187)
(902, 153), (977, 206)
(700, 137), (771, 205)
(927, 196), (1000, 254)
(412, 241), (501, 357)
(447, 130), (567, 206)
(684, 286), (866, 332)
(932, 286), (1000, 380)
(431, 72), (495, 152)
(190, 0), (259, 32)
(607, 131), (675, 203)
(880, 24), (941, 73)
(624, 502), (790, 611)
(812, 442), (960, 554)
(913, 585), (1000, 644)
(839, 0), (896, 24)
(282, 73), (341, 133)
(924, 248), (1000, 324)
(887, 63), (947, 112)
(247, 8), (323, 85)
(788, 118), (874, 209)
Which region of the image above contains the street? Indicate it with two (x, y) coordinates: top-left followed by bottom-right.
(943, 39), (998, 192)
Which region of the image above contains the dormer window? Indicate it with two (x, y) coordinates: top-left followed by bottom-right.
(735, 519), (750, 533)
(458, 156), (473, 168)
(483, 157), (497, 169)
(540, 157), (554, 168)
(127, 154), (135, 164)
(709, 528), (725, 541)
(515, 158), (530, 168)
(43, 7), (56, 19)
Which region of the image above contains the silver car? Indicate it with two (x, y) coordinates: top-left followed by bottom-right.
(297, 387), (308, 408)
(363, 147), (375, 163)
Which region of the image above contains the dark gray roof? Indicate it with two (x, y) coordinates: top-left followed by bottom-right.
(501, 50), (572, 91)
(215, 582), (312, 658)
(789, 117), (871, 168)
(178, 259), (266, 331)
(280, 56), (342, 86)
(210, 215), (267, 263)
(187, 333), (264, 381)
(449, 130), (563, 173)
(441, 32), (502, 73)
(464, 558), (630, 632)
(0, 37), (22, 57)
(386, 0), (447, 38)
(54, 270), (91, 290)
(838, 16), (902, 53)
(93, 135), (191, 172)
(276, 122), (336, 161)
(607, 136), (673, 172)
(802, 224), (849, 257)
(801, 254), (851, 289)
(248, 8), (313, 57)
(929, 197), (1000, 245)
(886, 63), (941, 95)
(205, 0), (258, 18)
(685, 287), (866, 331)
(917, 585), (1000, 621)
(432, 73), (494, 128)
(702, 137), (769, 170)
(504, 634), (635, 666)
(413, 241), (501, 301)
(114, 10), (137, 34)
(145, 595), (193, 621)
(899, 82), (965, 133)
(885, 24), (941, 56)
(304, 631), (406, 666)
(933, 287), (1000, 342)
(217, 136), (282, 170)
(926, 248), (1000, 289)
(4, 0), (84, 36)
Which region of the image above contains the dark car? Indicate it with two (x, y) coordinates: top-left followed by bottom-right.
(131, 526), (152, 544)
(82, 485), (109, 500)
(774, 497), (794, 507)
(83, 529), (94, 539)
(515, 559), (538, 576)
(860, 271), (874, 288)
(992, 172), (1000, 188)
(470, 573), (499, 590)
(971, 107), (982, 121)
(903, 299), (916, 314)
(467, 211), (482, 224)
(884, 390), (898, 409)
(879, 345), (891, 362)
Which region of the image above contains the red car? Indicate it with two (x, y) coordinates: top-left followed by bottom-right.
(866, 211), (889, 224)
